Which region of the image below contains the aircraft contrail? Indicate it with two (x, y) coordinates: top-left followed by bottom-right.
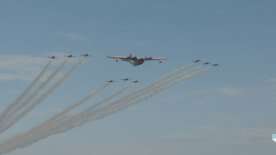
(0, 83), (113, 146)
(0, 61), (52, 131)
(51, 64), (207, 135)
(0, 64), (207, 155)
(0, 59), (82, 134)
(83, 66), (202, 116)
(37, 84), (133, 134)
(11, 60), (68, 113)
(86, 69), (205, 118)
(51, 64), (200, 127)
(0, 84), (134, 154)
(0, 64), (201, 154)
(35, 67), (205, 138)
(55, 65), (207, 126)
(0, 60), (68, 134)
(78, 85), (134, 116)
(44, 83), (111, 125)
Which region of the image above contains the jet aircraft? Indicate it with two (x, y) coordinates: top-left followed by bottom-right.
(67, 54), (74, 58)
(121, 78), (130, 81)
(193, 59), (201, 63)
(106, 80), (115, 83)
(48, 56), (56, 59)
(81, 54), (89, 57)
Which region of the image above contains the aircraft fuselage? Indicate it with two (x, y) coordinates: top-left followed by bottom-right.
(125, 58), (145, 66)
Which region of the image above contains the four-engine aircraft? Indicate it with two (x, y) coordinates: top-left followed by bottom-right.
(107, 54), (167, 66)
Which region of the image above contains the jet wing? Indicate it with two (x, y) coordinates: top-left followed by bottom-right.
(144, 57), (167, 63)
(107, 56), (129, 61)
(144, 57), (166, 60)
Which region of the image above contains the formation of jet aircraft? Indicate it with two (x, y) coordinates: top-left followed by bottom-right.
(193, 59), (219, 67)
(49, 53), (219, 67)
(48, 54), (89, 59)
(48, 53), (219, 84)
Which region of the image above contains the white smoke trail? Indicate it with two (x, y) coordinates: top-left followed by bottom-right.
(11, 60), (68, 113)
(0, 64), (206, 155)
(3, 60), (67, 120)
(80, 84), (136, 115)
(0, 60), (68, 134)
(53, 64), (201, 124)
(41, 65), (195, 133)
(36, 84), (133, 134)
(0, 83), (113, 147)
(44, 83), (111, 125)
(0, 61), (52, 125)
(61, 63), (201, 123)
(79, 66), (202, 118)
(66, 68), (206, 126)
(29, 67), (205, 140)
(0, 65), (202, 154)
(41, 66), (206, 137)
(0, 84), (134, 154)
(0, 59), (82, 134)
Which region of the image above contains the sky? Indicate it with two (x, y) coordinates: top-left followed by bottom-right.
(0, 0), (275, 154)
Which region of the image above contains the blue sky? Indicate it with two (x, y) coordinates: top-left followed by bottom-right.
(0, 0), (275, 154)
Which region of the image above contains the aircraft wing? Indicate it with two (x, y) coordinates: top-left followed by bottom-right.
(107, 56), (129, 61)
(144, 57), (167, 63)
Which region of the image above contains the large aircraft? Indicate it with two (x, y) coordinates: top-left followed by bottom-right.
(107, 54), (167, 66)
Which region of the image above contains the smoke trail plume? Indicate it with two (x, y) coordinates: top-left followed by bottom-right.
(44, 66), (206, 137)
(11, 60), (68, 113)
(45, 83), (110, 124)
(0, 64), (207, 155)
(0, 61), (52, 124)
(0, 59), (81, 134)
(0, 61), (52, 131)
(39, 84), (132, 133)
